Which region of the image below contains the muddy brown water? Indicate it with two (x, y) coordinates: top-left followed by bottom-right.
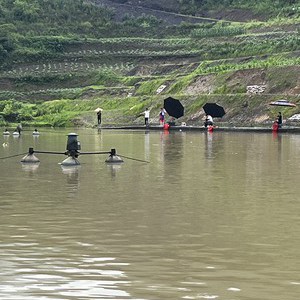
(0, 128), (300, 299)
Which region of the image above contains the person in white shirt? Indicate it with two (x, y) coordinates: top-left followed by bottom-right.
(144, 108), (150, 126)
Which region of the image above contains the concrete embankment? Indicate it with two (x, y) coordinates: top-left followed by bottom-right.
(101, 125), (300, 134)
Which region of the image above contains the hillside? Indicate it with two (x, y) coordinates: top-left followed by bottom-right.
(0, 0), (299, 127)
(92, 0), (221, 24)
(93, 0), (267, 22)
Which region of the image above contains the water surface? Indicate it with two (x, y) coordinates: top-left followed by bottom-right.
(0, 128), (300, 299)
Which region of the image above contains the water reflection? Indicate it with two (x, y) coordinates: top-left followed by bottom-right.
(1, 129), (300, 300)
(205, 131), (214, 159)
(204, 131), (225, 161)
(2, 135), (10, 151)
(96, 128), (103, 149)
(158, 130), (168, 164)
(32, 134), (40, 147)
(273, 131), (283, 163)
(3, 134), (9, 141)
(161, 131), (184, 164)
(157, 131), (185, 183)
(144, 130), (150, 160)
(107, 163), (122, 178)
(21, 162), (40, 174)
(272, 131), (278, 140)
(61, 165), (80, 194)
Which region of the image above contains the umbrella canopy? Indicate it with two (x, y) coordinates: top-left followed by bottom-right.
(163, 97), (184, 119)
(203, 103), (225, 118)
(94, 107), (103, 113)
(269, 100), (296, 107)
(289, 114), (300, 121)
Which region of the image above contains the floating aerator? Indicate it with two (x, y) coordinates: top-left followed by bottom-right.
(21, 133), (123, 166)
(105, 148), (124, 163)
(21, 147), (40, 163)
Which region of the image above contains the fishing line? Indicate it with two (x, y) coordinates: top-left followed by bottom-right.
(118, 154), (150, 163)
(0, 152), (28, 160)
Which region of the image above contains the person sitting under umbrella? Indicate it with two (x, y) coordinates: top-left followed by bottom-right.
(167, 117), (176, 126)
(204, 114), (213, 127)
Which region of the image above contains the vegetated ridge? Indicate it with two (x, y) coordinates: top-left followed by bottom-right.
(0, 0), (299, 127)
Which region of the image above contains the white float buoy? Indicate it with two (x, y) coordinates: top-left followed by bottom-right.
(21, 153), (40, 163)
(21, 163), (40, 172)
(32, 129), (40, 135)
(60, 156), (80, 166)
(105, 155), (124, 163)
(105, 149), (124, 163)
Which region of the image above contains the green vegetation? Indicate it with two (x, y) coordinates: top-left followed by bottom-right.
(194, 55), (300, 75)
(0, 0), (299, 126)
(111, 0), (300, 18)
(191, 24), (246, 38)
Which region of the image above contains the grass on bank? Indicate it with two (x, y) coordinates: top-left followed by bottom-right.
(0, 3), (299, 128)
(0, 89), (299, 128)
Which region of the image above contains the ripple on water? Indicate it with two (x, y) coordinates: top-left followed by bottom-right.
(182, 294), (219, 299)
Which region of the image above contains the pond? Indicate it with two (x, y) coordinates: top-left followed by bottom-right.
(0, 128), (300, 300)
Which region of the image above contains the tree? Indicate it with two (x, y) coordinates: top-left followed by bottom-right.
(12, 0), (40, 22)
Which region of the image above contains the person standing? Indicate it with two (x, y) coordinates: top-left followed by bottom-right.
(16, 124), (22, 134)
(143, 108), (150, 126)
(159, 108), (166, 125)
(97, 109), (102, 125)
(276, 112), (282, 128)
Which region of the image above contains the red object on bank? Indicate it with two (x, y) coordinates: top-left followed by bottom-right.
(163, 123), (170, 130)
(272, 123), (279, 131)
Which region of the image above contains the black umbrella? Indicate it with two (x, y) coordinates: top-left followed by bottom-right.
(203, 103), (225, 118)
(269, 99), (296, 107)
(164, 97), (184, 119)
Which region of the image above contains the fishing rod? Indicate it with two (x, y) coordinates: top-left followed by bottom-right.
(0, 152), (28, 160)
(118, 154), (150, 163)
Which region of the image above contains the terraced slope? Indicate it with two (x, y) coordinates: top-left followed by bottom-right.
(92, 0), (267, 22)
(92, 0), (219, 24)
(1, 23), (298, 93)
(0, 0), (299, 126)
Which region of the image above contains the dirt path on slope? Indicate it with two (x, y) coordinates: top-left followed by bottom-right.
(92, 0), (219, 24)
